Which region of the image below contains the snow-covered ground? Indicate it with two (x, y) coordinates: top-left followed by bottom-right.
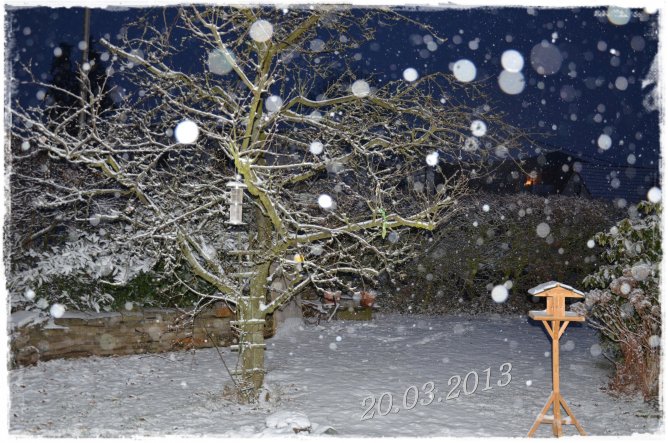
(9, 314), (662, 437)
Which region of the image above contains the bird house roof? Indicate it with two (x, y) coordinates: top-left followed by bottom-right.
(527, 281), (584, 297)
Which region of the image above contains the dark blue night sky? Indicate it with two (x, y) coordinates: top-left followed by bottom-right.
(7, 5), (660, 189)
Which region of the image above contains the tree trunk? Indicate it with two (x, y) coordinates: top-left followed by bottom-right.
(236, 261), (269, 399)
(235, 202), (273, 401)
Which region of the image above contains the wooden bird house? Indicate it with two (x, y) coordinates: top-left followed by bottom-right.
(528, 281), (585, 323)
(527, 281), (587, 438)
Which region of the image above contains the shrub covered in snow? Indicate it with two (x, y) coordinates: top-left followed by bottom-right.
(9, 232), (153, 313)
(7, 230), (206, 314)
(576, 201), (661, 401)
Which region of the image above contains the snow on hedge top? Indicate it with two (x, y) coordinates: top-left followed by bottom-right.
(528, 281), (584, 296)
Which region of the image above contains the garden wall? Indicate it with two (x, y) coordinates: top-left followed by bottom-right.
(9, 304), (274, 368)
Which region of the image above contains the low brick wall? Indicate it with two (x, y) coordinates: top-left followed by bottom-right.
(9, 304), (274, 368)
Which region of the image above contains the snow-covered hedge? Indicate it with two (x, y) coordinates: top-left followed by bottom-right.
(574, 201), (661, 401)
(10, 231), (155, 312)
(383, 193), (619, 315)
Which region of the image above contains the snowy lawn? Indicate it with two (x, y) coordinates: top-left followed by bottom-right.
(9, 313), (661, 437)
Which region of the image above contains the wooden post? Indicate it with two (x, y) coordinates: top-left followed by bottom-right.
(527, 281), (587, 438)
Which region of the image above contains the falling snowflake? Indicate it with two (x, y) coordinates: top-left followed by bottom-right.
(631, 264), (651, 281)
(175, 119), (199, 144)
(615, 76), (629, 91)
(426, 151), (439, 166)
(310, 38), (325, 52)
(50, 303), (66, 318)
(597, 134), (612, 150)
(403, 67), (419, 82)
(387, 231), (400, 243)
(495, 145), (509, 158)
(309, 141), (324, 155)
(647, 187), (661, 203)
(463, 137), (479, 152)
(318, 194), (334, 209)
(470, 120), (487, 137)
(498, 70), (526, 95)
(501, 50), (524, 72)
(536, 222), (550, 238)
(590, 344), (602, 357)
(208, 48), (235, 75)
(351, 79), (370, 97)
(265, 95), (283, 113)
(249, 20), (273, 42)
(89, 214), (101, 226)
(491, 285), (509, 303)
(648, 335), (661, 348)
(453, 59), (476, 82)
(530, 40), (562, 75)
(607, 7), (631, 26)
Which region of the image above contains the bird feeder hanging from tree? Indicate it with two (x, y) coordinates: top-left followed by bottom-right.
(226, 178), (247, 225)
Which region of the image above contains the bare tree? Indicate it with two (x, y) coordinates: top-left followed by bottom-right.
(9, 6), (525, 400)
